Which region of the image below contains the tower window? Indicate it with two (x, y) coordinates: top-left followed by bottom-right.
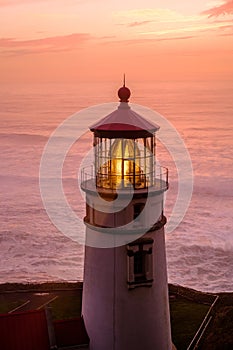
(127, 238), (154, 289)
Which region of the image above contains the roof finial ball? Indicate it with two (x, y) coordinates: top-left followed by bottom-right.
(118, 74), (131, 102)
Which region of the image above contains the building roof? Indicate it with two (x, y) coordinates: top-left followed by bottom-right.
(90, 85), (160, 139)
(0, 309), (89, 350)
(0, 309), (50, 350)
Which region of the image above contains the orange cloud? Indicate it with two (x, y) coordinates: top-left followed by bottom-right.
(101, 35), (196, 46)
(0, 0), (87, 6)
(202, 0), (233, 17)
(0, 0), (44, 5)
(0, 33), (91, 55)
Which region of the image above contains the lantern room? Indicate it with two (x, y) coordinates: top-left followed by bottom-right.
(89, 85), (161, 190)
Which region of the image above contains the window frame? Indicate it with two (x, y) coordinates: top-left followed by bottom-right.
(127, 238), (154, 289)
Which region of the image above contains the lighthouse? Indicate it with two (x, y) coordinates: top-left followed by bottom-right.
(81, 82), (172, 350)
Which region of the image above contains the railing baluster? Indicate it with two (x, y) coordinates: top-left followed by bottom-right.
(81, 165), (168, 191)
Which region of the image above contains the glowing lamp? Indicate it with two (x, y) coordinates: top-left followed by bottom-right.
(107, 138), (142, 188)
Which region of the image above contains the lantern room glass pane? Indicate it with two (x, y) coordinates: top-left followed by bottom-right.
(95, 136), (155, 189)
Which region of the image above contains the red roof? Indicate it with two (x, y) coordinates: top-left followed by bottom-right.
(90, 102), (159, 138)
(0, 309), (89, 350)
(0, 309), (50, 350)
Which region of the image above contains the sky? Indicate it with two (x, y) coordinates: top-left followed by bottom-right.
(0, 0), (233, 82)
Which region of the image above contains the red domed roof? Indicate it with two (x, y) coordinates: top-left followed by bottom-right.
(90, 84), (159, 138)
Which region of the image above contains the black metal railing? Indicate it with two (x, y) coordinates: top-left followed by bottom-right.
(81, 165), (168, 192)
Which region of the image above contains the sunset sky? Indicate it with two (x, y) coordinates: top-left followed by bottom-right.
(1, 0), (233, 82)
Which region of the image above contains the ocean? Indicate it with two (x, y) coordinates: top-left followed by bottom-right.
(0, 80), (232, 293)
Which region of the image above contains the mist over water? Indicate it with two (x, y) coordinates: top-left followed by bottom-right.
(0, 80), (232, 292)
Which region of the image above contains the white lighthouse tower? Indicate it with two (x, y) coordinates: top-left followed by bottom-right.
(81, 83), (172, 350)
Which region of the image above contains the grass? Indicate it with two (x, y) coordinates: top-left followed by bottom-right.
(199, 293), (233, 350)
(49, 290), (82, 320)
(170, 296), (210, 350)
(0, 282), (82, 292)
(0, 294), (27, 314)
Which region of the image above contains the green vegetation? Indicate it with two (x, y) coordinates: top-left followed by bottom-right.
(169, 284), (215, 349)
(170, 297), (210, 350)
(0, 294), (27, 314)
(0, 283), (82, 315)
(49, 291), (82, 320)
(199, 293), (233, 350)
(0, 282), (82, 292)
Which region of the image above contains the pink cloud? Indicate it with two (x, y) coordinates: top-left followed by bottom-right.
(202, 0), (233, 17)
(128, 21), (153, 27)
(101, 35), (196, 46)
(0, 0), (85, 6)
(0, 0), (44, 6)
(0, 33), (91, 55)
(218, 24), (233, 29)
(217, 23), (233, 35)
(219, 31), (233, 35)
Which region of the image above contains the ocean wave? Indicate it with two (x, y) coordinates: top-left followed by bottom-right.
(167, 243), (233, 292)
(0, 132), (86, 143)
(167, 177), (233, 198)
(0, 132), (48, 142)
(194, 181), (233, 198)
(0, 174), (79, 183)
